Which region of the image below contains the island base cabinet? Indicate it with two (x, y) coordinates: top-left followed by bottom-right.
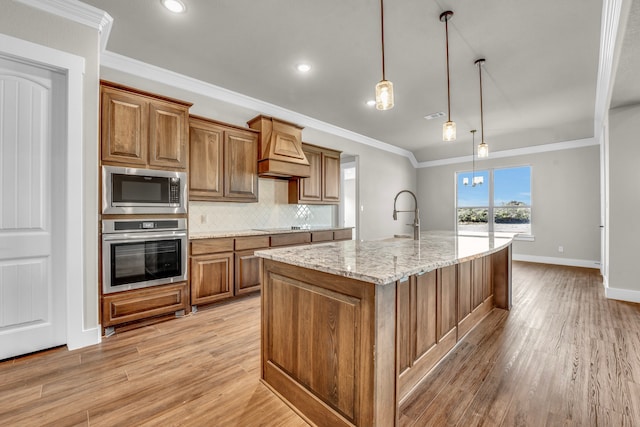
(261, 260), (395, 427)
(396, 267), (458, 403)
(261, 246), (512, 426)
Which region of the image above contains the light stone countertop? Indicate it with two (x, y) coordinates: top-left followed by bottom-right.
(189, 226), (351, 240)
(255, 230), (515, 285)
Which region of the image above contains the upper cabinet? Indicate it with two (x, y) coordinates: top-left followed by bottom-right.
(288, 143), (341, 205)
(189, 115), (259, 202)
(100, 81), (191, 170)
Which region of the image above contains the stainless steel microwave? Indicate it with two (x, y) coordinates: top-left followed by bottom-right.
(102, 166), (187, 215)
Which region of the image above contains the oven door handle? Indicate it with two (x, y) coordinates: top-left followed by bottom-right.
(103, 231), (187, 242)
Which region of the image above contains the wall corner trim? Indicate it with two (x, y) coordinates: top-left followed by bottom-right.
(15, 0), (113, 51)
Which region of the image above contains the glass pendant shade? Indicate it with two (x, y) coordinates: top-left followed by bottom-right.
(443, 120), (456, 141)
(375, 79), (394, 110)
(473, 176), (484, 185)
(478, 141), (489, 158)
(463, 177), (469, 186)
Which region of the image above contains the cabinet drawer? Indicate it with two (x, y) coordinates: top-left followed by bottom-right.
(333, 229), (353, 241)
(270, 232), (311, 247)
(311, 230), (334, 243)
(235, 235), (270, 251)
(102, 283), (188, 327)
(191, 238), (234, 255)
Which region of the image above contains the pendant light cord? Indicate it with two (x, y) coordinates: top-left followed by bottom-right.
(478, 61), (485, 144)
(445, 16), (451, 121)
(380, 0), (386, 81)
(471, 130), (476, 182)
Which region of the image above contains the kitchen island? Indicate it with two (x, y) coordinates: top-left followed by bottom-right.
(255, 231), (513, 427)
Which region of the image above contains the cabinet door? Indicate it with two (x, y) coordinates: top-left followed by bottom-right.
(149, 100), (189, 169)
(101, 86), (148, 166)
(190, 252), (234, 306)
(299, 145), (322, 202)
(235, 249), (263, 295)
(437, 264), (457, 341)
(472, 258), (485, 310)
(224, 129), (258, 201)
(189, 120), (224, 200)
(322, 150), (341, 203)
(458, 261), (472, 322)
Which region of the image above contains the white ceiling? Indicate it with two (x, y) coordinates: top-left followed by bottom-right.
(81, 0), (630, 162)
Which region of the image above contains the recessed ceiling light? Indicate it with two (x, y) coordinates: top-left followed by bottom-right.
(366, 100), (376, 107)
(424, 111), (446, 120)
(296, 63), (311, 73)
(161, 0), (186, 13)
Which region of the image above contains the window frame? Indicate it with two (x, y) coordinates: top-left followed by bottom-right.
(455, 165), (533, 238)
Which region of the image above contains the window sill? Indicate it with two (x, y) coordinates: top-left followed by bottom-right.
(514, 234), (535, 242)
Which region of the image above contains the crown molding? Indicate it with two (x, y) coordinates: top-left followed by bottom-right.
(593, 0), (626, 139)
(417, 137), (599, 168)
(100, 50), (418, 167)
(15, 0), (113, 51)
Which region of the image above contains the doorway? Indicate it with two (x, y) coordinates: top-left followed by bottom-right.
(340, 155), (358, 240)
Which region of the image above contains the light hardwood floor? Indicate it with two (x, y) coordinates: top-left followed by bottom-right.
(1, 262), (639, 426)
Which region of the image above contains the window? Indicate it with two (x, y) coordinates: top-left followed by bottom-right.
(456, 166), (531, 235)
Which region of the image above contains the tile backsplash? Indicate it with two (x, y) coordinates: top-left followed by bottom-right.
(189, 178), (336, 233)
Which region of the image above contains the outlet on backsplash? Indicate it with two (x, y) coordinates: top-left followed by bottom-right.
(189, 179), (337, 233)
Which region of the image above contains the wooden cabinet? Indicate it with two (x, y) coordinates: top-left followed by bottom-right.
(191, 252), (234, 306)
(100, 81), (190, 170)
(190, 238), (234, 306)
(189, 116), (259, 202)
(288, 143), (341, 205)
(189, 230), (350, 308)
(102, 283), (188, 328)
(396, 267), (457, 401)
(333, 228), (353, 241)
(234, 236), (269, 295)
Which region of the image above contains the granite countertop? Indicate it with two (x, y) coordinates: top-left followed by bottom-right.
(255, 230), (515, 285)
(189, 226), (351, 240)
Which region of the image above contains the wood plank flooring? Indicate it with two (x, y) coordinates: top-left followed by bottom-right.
(1, 262), (639, 426)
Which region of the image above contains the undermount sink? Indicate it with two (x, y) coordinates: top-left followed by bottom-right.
(394, 234), (412, 239)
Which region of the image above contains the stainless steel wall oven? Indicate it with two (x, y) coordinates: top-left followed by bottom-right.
(102, 218), (188, 294)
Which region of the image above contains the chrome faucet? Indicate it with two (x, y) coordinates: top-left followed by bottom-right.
(393, 190), (420, 240)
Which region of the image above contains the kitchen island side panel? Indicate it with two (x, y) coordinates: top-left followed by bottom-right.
(261, 259), (394, 426)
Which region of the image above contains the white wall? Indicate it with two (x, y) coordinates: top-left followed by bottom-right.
(0, 2), (101, 329)
(607, 104), (640, 299)
(417, 145), (601, 265)
(100, 67), (417, 241)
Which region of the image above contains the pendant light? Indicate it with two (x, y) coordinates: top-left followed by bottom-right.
(475, 58), (489, 158)
(375, 0), (394, 110)
(463, 130), (484, 186)
(440, 11), (455, 141)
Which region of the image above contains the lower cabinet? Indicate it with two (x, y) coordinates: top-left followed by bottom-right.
(102, 282), (188, 329)
(189, 230), (352, 309)
(235, 250), (262, 295)
(190, 252), (234, 305)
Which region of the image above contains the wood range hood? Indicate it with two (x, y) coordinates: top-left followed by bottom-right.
(247, 115), (310, 179)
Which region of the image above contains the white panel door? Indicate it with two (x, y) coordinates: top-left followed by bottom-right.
(0, 56), (65, 360)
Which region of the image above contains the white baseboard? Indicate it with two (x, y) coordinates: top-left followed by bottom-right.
(67, 326), (101, 351)
(604, 286), (640, 304)
(512, 254), (600, 269)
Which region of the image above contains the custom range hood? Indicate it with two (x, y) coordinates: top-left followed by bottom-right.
(247, 115), (310, 178)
